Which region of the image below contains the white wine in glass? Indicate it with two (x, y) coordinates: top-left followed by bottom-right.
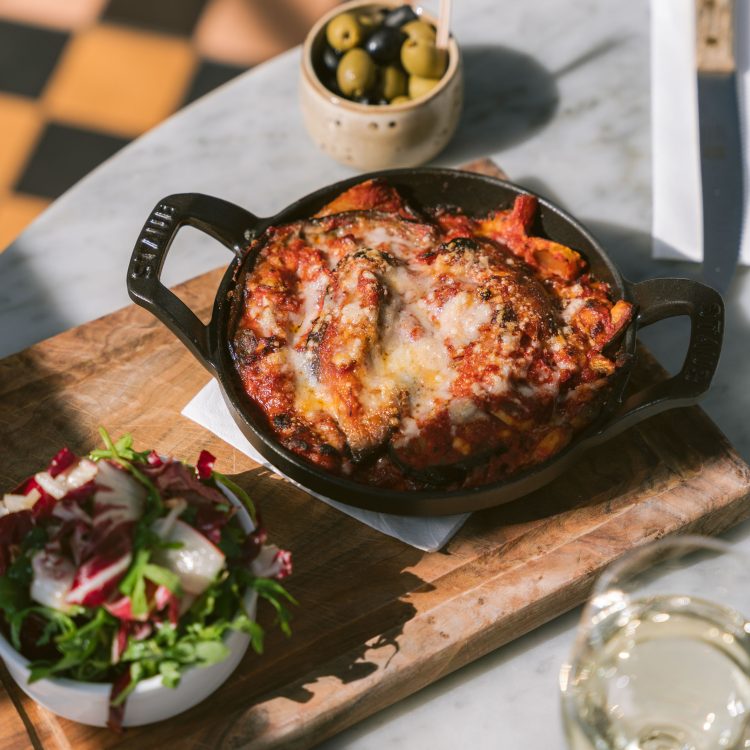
(561, 536), (750, 750)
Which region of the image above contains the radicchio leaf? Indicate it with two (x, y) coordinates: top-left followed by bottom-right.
(194, 504), (234, 545)
(11, 477), (55, 519)
(105, 594), (148, 623)
(105, 578), (180, 624)
(153, 584), (180, 626)
(51, 495), (94, 525)
(92, 462), (145, 544)
(66, 541), (133, 607)
(142, 460), (225, 507)
(47, 447), (77, 478)
(30, 492), (57, 521)
(69, 521), (93, 566)
(153, 583), (171, 611)
(147, 451), (164, 467)
(240, 527), (268, 564)
(111, 620), (153, 664)
(196, 450), (216, 480)
(12, 476), (43, 496)
(30, 549), (76, 611)
(250, 544), (292, 580)
(273, 549), (293, 580)
(60, 480), (98, 505)
(111, 622), (129, 665)
(108, 667), (132, 732)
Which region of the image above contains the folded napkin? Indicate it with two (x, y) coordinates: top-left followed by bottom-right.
(182, 379), (469, 552)
(651, 0), (750, 264)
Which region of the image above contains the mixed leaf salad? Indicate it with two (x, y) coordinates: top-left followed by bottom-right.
(0, 430), (294, 730)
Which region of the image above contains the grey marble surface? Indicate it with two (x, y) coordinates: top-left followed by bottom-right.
(1, 0), (749, 747)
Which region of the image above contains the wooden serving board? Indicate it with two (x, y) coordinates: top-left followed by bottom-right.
(1, 160), (750, 750)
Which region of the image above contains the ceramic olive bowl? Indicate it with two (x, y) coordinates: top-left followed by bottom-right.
(300, 0), (463, 170)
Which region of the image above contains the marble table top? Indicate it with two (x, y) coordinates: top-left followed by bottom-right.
(1, 0), (749, 747)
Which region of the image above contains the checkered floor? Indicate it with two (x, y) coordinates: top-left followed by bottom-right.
(0, 0), (338, 251)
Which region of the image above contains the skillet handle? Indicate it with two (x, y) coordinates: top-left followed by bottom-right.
(603, 277), (724, 435)
(127, 193), (260, 375)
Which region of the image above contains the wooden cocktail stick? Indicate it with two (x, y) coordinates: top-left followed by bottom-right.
(436, 0), (451, 49)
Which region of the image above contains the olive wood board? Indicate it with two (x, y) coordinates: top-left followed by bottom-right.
(1, 159), (750, 750)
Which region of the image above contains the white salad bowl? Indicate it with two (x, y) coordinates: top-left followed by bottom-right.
(0, 627), (250, 727)
(0, 481), (257, 727)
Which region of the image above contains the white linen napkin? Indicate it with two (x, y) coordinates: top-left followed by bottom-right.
(181, 379), (469, 552)
(651, 0), (750, 264)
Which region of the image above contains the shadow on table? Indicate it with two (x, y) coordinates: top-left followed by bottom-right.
(440, 37), (630, 165)
(439, 44), (559, 164)
(318, 605), (580, 750)
(0, 350), (91, 488)
(240, 463), (428, 704)
(0, 241), (73, 359)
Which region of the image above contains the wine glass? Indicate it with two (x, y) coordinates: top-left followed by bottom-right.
(560, 535), (750, 750)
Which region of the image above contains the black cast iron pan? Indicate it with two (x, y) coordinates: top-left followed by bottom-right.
(127, 168), (724, 516)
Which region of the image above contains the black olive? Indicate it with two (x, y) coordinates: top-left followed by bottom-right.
(354, 93), (377, 105)
(321, 43), (342, 73)
(383, 4), (418, 28)
(364, 26), (406, 64)
(320, 74), (340, 95)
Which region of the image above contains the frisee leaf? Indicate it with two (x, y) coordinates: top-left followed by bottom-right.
(212, 472), (256, 523)
(251, 578), (297, 637)
(90, 428), (162, 514)
(246, 618), (265, 654)
(0, 576), (30, 622)
(194, 640), (229, 665)
(142, 563), (181, 594)
(119, 548), (148, 596)
(26, 608), (114, 683)
(96, 426), (116, 456)
(90, 428), (151, 464)
(159, 660), (181, 688)
(110, 663), (146, 707)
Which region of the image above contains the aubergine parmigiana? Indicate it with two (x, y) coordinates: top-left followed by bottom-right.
(231, 179), (633, 491)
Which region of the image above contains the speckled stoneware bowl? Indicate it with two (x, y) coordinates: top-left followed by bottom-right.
(300, 1), (463, 170)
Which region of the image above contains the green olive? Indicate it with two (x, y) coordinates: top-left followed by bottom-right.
(402, 19), (436, 41)
(326, 12), (363, 52)
(336, 48), (376, 97)
(381, 64), (407, 101)
(400, 38), (447, 78)
(408, 74), (441, 99)
(390, 95), (411, 105)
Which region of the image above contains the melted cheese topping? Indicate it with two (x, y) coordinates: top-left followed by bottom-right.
(437, 292), (493, 350)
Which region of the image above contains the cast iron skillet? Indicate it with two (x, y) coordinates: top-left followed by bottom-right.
(127, 168), (724, 516)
